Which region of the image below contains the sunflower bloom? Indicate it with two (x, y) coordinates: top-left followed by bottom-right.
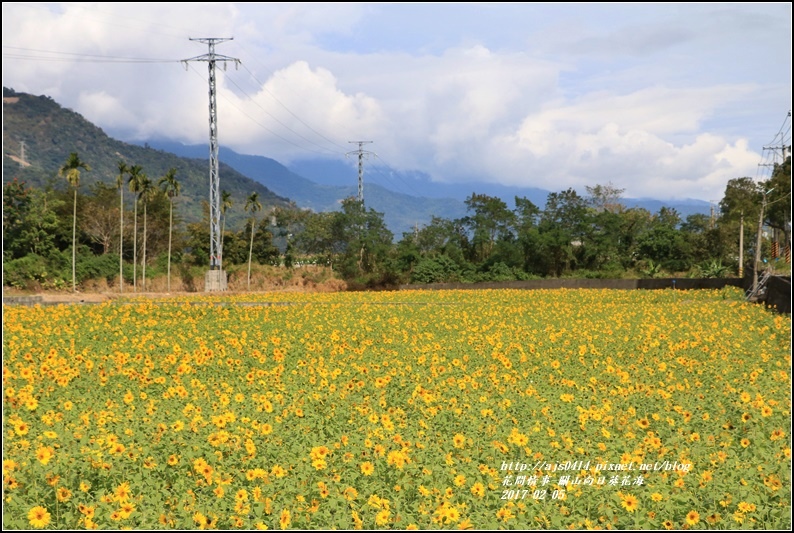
(279, 509), (291, 530)
(685, 510), (700, 525)
(375, 509), (391, 526)
(28, 506), (51, 529)
(621, 494), (639, 512)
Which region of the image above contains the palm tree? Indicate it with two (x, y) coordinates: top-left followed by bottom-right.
(116, 161), (129, 293)
(245, 192), (262, 290)
(59, 152), (90, 293)
(159, 168), (180, 293)
(220, 190), (233, 269)
(127, 165), (145, 292)
(139, 176), (154, 292)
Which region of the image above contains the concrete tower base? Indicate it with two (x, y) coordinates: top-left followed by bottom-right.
(205, 270), (227, 291)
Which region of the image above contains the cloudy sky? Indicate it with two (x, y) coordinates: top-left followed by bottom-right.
(3, 2), (791, 201)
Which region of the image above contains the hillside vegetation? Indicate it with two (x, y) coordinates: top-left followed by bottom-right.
(2, 87), (292, 228)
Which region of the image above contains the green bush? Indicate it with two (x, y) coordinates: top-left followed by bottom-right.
(3, 254), (52, 289)
(411, 255), (461, 284)
(75, 251), (121, 283)
(483, 261), (514, 282)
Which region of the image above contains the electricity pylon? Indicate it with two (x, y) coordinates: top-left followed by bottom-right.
(347, 141), (373, 205)
(183, 38), (240, 290)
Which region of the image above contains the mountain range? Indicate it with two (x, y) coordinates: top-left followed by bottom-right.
(146, 140), (714, 236)
(2, 88), (291, 230)
(3, 87), (712, 239)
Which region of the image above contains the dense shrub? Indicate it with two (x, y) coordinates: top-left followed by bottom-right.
(411, 255), (461, 284)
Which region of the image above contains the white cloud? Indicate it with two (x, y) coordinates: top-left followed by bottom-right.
(2, 3), (789, 203)
(219, 60), (385, 158)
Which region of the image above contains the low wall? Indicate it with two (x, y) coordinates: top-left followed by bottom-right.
(2, 295), (43, 305)
(400, 276), (793, 314)
(400, 278), (745, 292)
(764, 276), (791, 314)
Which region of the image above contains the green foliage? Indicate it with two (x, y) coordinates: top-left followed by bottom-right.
(481, 261), (515, 282)
(58, 152), (90, 189)
(3, 254), (52, 289)
(764, 156), (791, 233)
(3, 180), (63, 261)
(2, 89), (292, 227)
(185, 218), (211, 267)
(75, 251), (126, 283)
(639, 259), (664, 279)
(719, 177), (761, 225)
(3, 89), (787, 290)
(694, 259), (732, 278)
(252, 220), (280, 265)
(330, 198), (395, 282)
(0, 246), (122, 291)
(411, 255), (461, 284)
(462, 193), (515, 263)
(635, 221), (691, 272)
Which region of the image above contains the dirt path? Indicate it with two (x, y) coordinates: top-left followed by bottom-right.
(2, 291), (186, 304)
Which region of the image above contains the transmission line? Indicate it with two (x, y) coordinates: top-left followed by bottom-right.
(239, 63), (350, 152)
(223, 70), (342, 156)
(2, 45), (176, 63)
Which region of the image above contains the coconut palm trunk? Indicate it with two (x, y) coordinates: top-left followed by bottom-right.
(245, 192), (262, 291)
(167, 199), (173, 292)
(159, 168), (179, 293)
(117, 161), (128, 293)
(119, 186), (124, 292)
(71, 188), (77, 292)
(139, 175), (154, 292)
(59, 152), (90, 293)
(132, 199), (138, 292)
(127, 165), (144, 293)
(142, 200), (147, 292)
(248, 217), (256, 290)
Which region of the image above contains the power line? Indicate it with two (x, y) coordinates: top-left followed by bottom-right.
(2, 46), (176, 63)
(186, 63), (336, 156)
(765, 110), (792, 146)
(227, 39), (365, 146)
(223, 70), (342, 156)
(756, 111), (791, 180)
(372, 153), (427, 199)
(238, 64), (350, 153)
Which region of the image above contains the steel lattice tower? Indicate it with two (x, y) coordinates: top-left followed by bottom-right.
(347, 141), (373, 205)
(183, 38), (240, 285)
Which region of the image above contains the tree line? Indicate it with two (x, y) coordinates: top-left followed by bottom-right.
(3, 153), (279, 292)
(3, 152), (790, 291)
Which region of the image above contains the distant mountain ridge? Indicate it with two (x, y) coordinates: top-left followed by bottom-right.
(147, 140), (712, 236)
(2, 88), (292, 229)
(287, 158), (713, 217)
(144, 140), (469, 237)
(1, 85), (709, 241)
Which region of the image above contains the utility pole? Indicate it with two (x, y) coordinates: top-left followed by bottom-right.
(753, 188), (774, 296)
(754, 110), (791, 291)
(347, 141), (373, 205)
(738, 212), (744, 278)
(183, 37), (240, 291)
(709, 202), (715, 229)
(19, 140), (26, 167)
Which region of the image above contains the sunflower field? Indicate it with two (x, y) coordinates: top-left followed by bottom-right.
(2, 288), (791, 529)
